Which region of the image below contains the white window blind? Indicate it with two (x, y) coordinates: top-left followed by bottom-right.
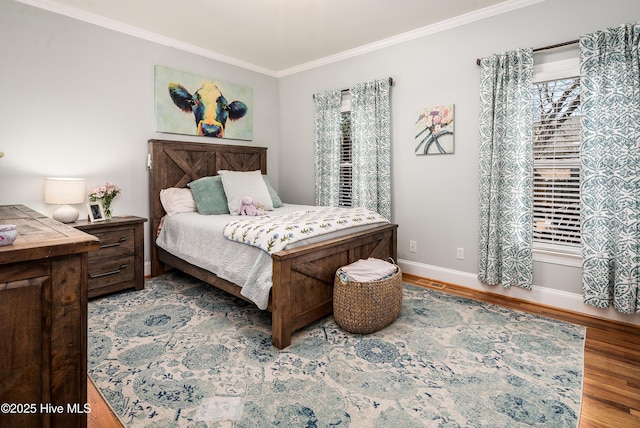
(339, 110), (353, 207)
(532, 76), (581, 249)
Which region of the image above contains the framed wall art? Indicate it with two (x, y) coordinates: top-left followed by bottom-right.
(415, 104), (454, 155)
(154, 65), (253, 141)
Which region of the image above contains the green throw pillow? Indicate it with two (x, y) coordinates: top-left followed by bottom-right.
(263, 175), (283, 208)
(187, 176), (230, 215)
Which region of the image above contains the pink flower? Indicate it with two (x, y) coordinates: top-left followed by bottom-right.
(89, 182), (121, 204)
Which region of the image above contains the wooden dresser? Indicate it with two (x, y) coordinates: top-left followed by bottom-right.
(73, 216), (146, 298)
(0, 205), (100, 428)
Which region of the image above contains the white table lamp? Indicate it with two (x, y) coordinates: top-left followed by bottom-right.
(44, 178), (86, 223)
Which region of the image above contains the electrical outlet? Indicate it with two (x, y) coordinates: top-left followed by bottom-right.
(456, 247), (464, 260)
(409, 240), (417, 253)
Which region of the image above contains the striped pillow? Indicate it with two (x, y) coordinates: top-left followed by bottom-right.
(218, 170), (274, 215)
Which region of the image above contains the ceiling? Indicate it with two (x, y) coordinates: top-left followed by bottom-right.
(21, 0), (529, 76)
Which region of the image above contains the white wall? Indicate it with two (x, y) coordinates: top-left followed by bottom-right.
(276, 0), (640, 325)
(0, 0), (281, 264)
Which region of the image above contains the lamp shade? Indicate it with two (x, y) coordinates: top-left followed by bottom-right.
(44, 178), (85, 223)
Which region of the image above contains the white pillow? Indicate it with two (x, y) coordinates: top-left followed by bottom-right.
(218, 170), (274, 215)
(160, 187), (197, 216)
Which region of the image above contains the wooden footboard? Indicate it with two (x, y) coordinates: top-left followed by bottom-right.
(271, 223), (397, 348)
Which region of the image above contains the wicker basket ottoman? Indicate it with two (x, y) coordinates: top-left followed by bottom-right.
(333, 263), (402, 334)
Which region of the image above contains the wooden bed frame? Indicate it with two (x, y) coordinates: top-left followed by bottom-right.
(148, 139), (398, 348)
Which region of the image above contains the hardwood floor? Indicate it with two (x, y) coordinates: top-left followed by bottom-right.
(87, 274), (640, 428)
(88, 377), (122, 428)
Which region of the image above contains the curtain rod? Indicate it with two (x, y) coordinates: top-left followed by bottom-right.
(313, 77), (393, 98)
(475, 40), (579, 66)
(340, 77), (393, 92)
(341, 77), (394, 92)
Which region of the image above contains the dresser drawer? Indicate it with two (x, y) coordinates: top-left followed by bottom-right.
(90, 226), (135, 261)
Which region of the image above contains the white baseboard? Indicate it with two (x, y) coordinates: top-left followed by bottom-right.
(398, 259), (640, 327)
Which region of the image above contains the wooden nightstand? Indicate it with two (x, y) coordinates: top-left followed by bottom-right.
(74, 216), (147, 298)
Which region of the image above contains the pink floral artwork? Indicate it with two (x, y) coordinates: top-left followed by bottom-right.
(415, 104), (454, 155)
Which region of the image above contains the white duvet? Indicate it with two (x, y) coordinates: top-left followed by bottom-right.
(156, 204), (389, 309)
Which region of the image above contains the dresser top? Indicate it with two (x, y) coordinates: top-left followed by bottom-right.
(0, 204), (100, 264)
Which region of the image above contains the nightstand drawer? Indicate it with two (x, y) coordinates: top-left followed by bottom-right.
(88, 255), (135, 290)
(90, 227), (135, 261)
(74, 216), (147, 298)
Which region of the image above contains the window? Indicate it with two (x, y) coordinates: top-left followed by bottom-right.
(339, 111), (353, 207)
(339, 93), (353, 207)
(314, 81), (390, 218)
(532, 75), (581, 251)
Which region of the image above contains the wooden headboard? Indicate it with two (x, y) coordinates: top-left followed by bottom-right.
(147, 139), (267, 274)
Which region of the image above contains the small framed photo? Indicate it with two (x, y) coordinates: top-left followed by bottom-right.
(87, 202), (105, 222)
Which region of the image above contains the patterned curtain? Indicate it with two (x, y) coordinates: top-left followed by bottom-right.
(580, 23), (640, 314)
(478, 49), (534, 289)
(313, 90), (342, 207)
(349, 79), (392, 220)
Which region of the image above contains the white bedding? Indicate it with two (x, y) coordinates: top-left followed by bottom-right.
(155, 204), (389, 309)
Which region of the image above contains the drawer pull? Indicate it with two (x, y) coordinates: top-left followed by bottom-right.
(89, 264), (127, 278)
(100, 237), (127, 249)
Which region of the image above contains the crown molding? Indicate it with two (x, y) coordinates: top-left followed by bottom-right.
(276, 0), (546, 77)
(17, 0), (545, 79)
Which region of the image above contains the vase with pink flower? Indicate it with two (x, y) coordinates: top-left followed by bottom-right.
(89, 182), (120, 219)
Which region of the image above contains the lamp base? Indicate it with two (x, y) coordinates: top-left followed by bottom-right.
(53, 205), (79, 223)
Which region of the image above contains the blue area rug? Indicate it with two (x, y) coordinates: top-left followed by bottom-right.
(88, 272), (585, 427)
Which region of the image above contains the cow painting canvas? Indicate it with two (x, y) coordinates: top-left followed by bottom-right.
(155, 65), (253, 140)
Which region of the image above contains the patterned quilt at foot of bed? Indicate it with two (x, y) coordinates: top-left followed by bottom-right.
(223, 207), (389, 254)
